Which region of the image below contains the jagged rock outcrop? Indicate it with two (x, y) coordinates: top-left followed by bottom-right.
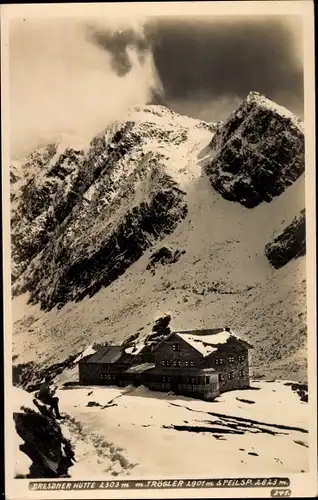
(11, 145), (85, 281)
(265, 210), (306, 269)
(15, 173), (187, 311)
(11, 107), (212, 310)
(146, 246), (186, 273)
(205, 92), (305, 208)
(122, 332), (141, 347)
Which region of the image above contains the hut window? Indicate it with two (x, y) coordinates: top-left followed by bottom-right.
(190, 377), (196, 384)
(228, 356), (235, 363)
(215, 358), (224, 365)
(238, 355), (245, 362)
(167, 377), (171, 383)
(239, 370), (245, 378)
(173, 360), (181, 367)
(228, 372), (234, 380)
(219, 374), (224, 382)
(162, 376), (166, 383)
(185, 360), (195, 367)
(172, 343), (181, 352)
(161, 360), (171, 367)
(205, 376), (210, 384)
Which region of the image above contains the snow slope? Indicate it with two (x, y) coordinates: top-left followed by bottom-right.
(11, 100), (307, 382)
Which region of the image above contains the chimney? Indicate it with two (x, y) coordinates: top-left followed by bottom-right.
(224, 326), (230, 332)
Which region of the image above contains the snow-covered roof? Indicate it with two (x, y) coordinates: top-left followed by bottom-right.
(124, 341), (146, 356)
(84, 346), (123, 364)
(125, 363), (155, 374)
(174, 329), (252, 357)
(74, 345), (98, 364)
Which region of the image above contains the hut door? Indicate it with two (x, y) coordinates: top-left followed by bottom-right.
(205, 375), (219, 397)
(171, 376), (178, 393)
(210, 376), (218, 393)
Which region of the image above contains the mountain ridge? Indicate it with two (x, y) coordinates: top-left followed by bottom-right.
(11, 93), (307, 382)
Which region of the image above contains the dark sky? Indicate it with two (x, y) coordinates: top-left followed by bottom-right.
(90, 15), (304, 122)
(10, 14), (304, 159)
(149, 16), (304, 120)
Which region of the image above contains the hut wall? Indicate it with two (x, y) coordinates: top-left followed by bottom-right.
(145, 372), (219, 400)
(204, 344), (250, 392)
(154, 334), (203, 370)
(79, 362), (101, 384)
(79, 362), (125, 386)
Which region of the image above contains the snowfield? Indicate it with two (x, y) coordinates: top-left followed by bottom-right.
(44, 381), (309, 478)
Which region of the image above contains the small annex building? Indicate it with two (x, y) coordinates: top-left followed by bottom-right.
(78, 327), (253, 400)
(78, 346), (134, 386)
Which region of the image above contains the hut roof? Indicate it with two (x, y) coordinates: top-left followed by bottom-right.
(74, 345), (98, 363)
(177, 329), (253, 356)
(124, 342), (148, 356)
(81, 345), (123, 364)
(152, 328), (253, 356)
(125, 363), (155, 374)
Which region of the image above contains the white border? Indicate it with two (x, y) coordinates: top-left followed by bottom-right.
(1, 2), (316, 499)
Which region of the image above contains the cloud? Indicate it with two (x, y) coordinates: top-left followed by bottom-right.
(86, 22), (151, 77)
(9, 15), (304, 158)
(147, 15), (304, 121)
(9, 18), (162, 159)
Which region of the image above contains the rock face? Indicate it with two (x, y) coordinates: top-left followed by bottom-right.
(146, 246), (186, 274)
(14, 408), (75, 478)
(205, 92), (305, 208)
(11, 144), (85, 282)
(265, 210), (306, 269)
(11, 106), (211, 310)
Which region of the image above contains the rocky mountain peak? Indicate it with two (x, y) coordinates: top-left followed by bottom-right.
(11, 106), (213, 310)
(246, 91), (304, 131)
(205, 92), (304, 208)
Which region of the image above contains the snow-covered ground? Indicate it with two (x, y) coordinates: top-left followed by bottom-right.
(49, 381), (308, 478)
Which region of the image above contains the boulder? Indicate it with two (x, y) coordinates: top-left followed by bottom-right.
(265, 210), (306, 269)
